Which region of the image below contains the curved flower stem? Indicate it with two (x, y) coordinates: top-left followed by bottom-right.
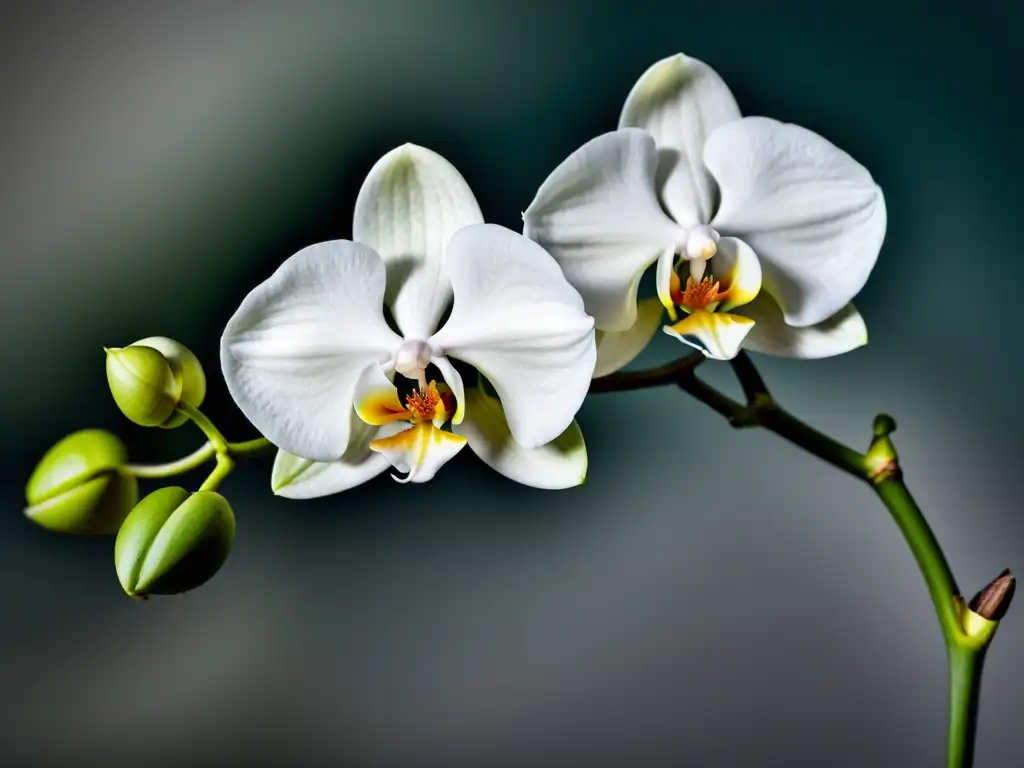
(176, 401), (229, 453)
(125, 443), (216, 478)
(590, 354), (704, 392)
(872, 477), (962, 640)
(227, 437), (275, 460)
(199, 453), (235, 493)
(591, 351), (1012, 768)
(123, 404), (274, 481)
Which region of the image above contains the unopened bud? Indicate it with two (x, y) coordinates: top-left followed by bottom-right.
(106, 337), (205, 428)
(24, 429), (138, 535)
(865, 413), (900, 483)
(131, 337), (207, 428)
(114, 486), (235, 598)
(969, 569), (1015, 622)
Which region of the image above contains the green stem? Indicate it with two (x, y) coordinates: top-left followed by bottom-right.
(752, 401), (867, 477)
(199, 454), (235, 492)
(873, 477), (962, 640)
(728, 351), (867, 476)
(227, 437), (275, 459)
(175, 401), (229, 453)
(592, 351), (1003, 768)
(125, 443), (216, 478)
(947, 645), (984, 768)
(123, 405), (273, 481)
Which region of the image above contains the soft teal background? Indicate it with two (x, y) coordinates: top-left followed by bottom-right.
(2, 2), (1021, 765)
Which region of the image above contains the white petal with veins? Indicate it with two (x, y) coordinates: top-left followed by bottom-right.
(353, 143), (484, 339)
(738, 292), (868, 358)
(593, 297), (664, 378)
(706, 117), (886, 327)
(523, 129), (684, 331)
(455, 387), (587, 489)
(430, 224), (596, 449)
(620, 53), (740, 227)
(271, 420), (405, 499)
(221, 241), (402, 462)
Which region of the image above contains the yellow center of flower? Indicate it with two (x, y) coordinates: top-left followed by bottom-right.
(677, 274), (721, 310)
(405, 384), (440, 421)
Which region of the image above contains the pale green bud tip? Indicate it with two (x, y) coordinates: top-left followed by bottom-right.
(106, 344), (181, 427)
(865, 413), (900, 483)
(115, 487), (235, 598)
(24, 429), (138, 535)
(873, 413), (897, 437)
(130, 337), (206, 429)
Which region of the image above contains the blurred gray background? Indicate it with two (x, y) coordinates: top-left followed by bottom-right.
(1, 1), (1021, 765)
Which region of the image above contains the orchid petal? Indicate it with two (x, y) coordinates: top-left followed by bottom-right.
(221, 241), (402, 462)
(711, 236), (761, 313)
(738, 292), (868, 358)
(429, 355), (466, 426)
(655, 246), (680, 321)
(271, 450), (388, 499)
(370, 423), (467, 484)
(429, 224), (596, 449)
(619, 53), (741, 227)
(270, 419), (404, 498)
(706, 117), (886, 327)
(522, 129), (684, 332)
(663, 308), (754, 361)
(593, 297), (664, 378)
(353, 364), (408, 425)
(353, 144), (484, 339)
(455, 387), (587, 489)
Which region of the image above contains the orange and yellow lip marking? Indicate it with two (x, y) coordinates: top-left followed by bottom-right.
(357, 389), (411, 425)
(370, 422), (422, 454)
(358, 379), (458, 429)
(369, 421), (468, 482)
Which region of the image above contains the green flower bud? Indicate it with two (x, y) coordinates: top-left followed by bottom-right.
(24, 429), (138, 535)
(105, 344), (180, 426)
(131, 337), (207, 429)
(115, 486), (235, 598)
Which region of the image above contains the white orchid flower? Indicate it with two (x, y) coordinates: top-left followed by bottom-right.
(221, 145), (595, 495)
(523, 53), (887, 365)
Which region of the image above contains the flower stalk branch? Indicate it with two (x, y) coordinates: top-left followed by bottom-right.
(589, 353), (705, 393)
(123, 405), (273, 482)
(125, 443), (216, 479)
(592, 351), (1014, 768)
